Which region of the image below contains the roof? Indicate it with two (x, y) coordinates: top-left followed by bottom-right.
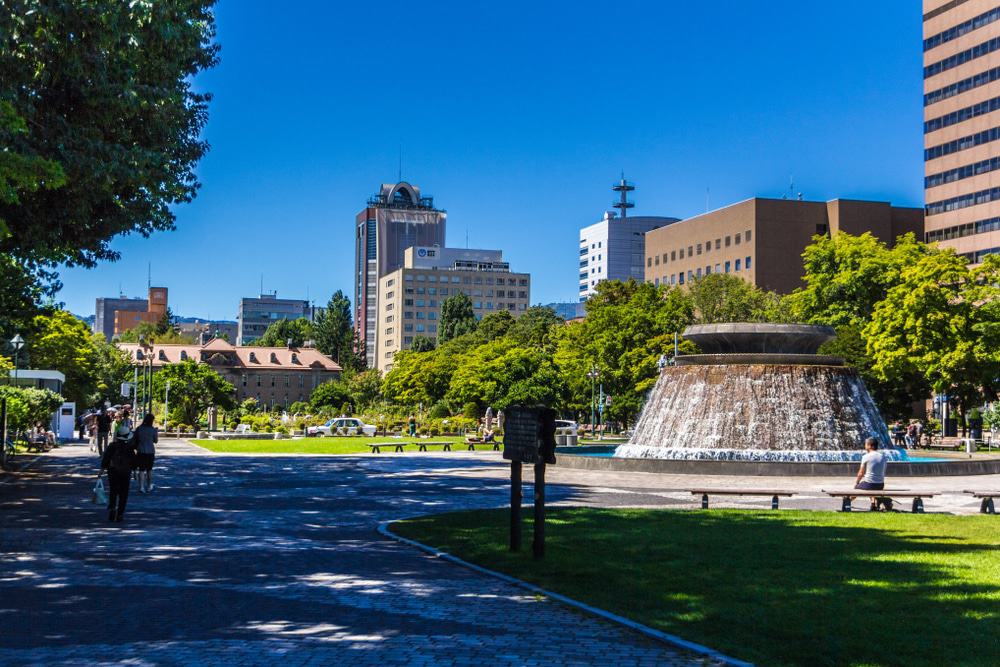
(116, 338), (341, 372)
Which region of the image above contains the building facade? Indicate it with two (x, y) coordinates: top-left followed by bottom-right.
(355, 182), (446, 368)
(117, 338), (341, 408)
(94, 295), (147, 341)
(579, 212), (678, 300)
(644, 198), (923, 294)
(176, 320), (239, 345)
(237, 293), (312, 345)
(375, 246), (531, 373)
(923, 0), (1000, 261)
(113, 287), (168, 336)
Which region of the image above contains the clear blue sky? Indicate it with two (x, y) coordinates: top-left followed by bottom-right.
(58, 0), (924, 320)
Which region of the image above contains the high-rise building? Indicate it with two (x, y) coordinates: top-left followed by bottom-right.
(355, 182), (446, 367)
(94, 294), (147, 341)
(923, 1), (1000, 261)
(578, 178), (678, 300)
(375, 246), (530, 373)
(237, 293), (312, 345)
(644, 198), (923, 294)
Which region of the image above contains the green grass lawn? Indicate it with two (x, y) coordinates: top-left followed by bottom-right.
(191, 435), (466, 454)
(394, 508), (1000, 667)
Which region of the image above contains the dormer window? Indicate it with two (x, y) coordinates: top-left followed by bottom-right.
(270, 352), (278, 363)
(158, 350), (167, 361)
(291, 353), (299, 364)
(136, 350), (144, 360)
(180, 350), (188, 361)
(249, 352), (257, 363)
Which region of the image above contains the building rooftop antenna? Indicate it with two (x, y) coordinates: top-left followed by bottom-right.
(612, 172), (635, 218)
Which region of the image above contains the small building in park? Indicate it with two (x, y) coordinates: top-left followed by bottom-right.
(117, 338), (342, 409)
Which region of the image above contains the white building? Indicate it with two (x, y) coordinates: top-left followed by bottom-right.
(578, 211), (678, 301)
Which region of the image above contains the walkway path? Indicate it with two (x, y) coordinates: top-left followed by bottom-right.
(0, 442), (711, 666)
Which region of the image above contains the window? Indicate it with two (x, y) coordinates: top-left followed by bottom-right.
(725, 236), (731, 247)
(678, 273), (685, 285)
(404, 298), (413, 306)
(662, 253), (668, 263)
(416, 324), (425, 332)
(385, 290), (394, 299)
(404, 323), (413, 332)
(416, 275), (425, 282)
(386, 278), (395, 287)
(429, 299), (437, 307)
(416, 299), (425, 307)
(705, 240), (711, 253)
(416, 312), (425, 319)
(242, 375), (247, 387)
(256, 375), (261, 386)
(696, 268), (702, 277)
(688, 246), (693, 257)
(416, 287), (425, 295)
(735, 234), (741, 245)
(428, 311), (437, 320)
(451, 276), (460, 283)
(745, 230), (751, 242)
(697, 243), (702, 255)
(385, 327), (394, 335)
(735, 259), (742, 271)
(679, 248), (685, 259)
(705, 265), (711, 274)
(715, 263), (720, 273)
(715, 239), (721, 249)
(385, 315), (394, 323)
(386, 303), (394, 311)
(429, 325), (437, 333)
(647, 257), (652, 267)
(404, 336), (413, 344)
(428, 287), (437, 295)
(474, 301), (482, 308)
(746, 256), (752, 269)
(518, 291), (527, 298)
(428, 275), (438, 282)
(440, 288), (449, 296)
(671, 250), (676, 261)
(404, 275), (413, 282)
(404, 311), (413, 319)
(487, 302), (494, 309)
(671, 274), (676, 285)
(725, 261), (731, 273)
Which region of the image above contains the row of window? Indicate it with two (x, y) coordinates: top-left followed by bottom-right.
(646, 230), (752, 268)
(924, 35), (1000, 79)
(966, 246), (1000, 263)
(925, 215), (1000, 243)
(240, 374), (311, 388)
(925, 65), (1000, 106)
(924, 5), (1000, 52)
(926, 184), (1000, 215)
(388, 288), (528, 302)
(402, 274), (528, 286)
(924, 94), (1000, 133)
(387, 303), (527, 324)
(650, 257), (754, 286)
(926, 154), (1000, 188)
(925, 124), (1000, 160)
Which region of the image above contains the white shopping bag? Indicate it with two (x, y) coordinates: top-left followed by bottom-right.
(93, 477), (108, 505)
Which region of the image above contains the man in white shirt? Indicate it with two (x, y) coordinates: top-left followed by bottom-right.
(854, 436), (890, 511)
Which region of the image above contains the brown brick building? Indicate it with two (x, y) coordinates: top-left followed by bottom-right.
(644, 198), (923, 294)
(118, 338), (342, 409)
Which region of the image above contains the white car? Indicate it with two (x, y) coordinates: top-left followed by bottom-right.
(308, 417), (377, 437)
(554, 420), (578, 436)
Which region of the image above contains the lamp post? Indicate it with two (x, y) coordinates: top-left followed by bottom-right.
(586, 365), (600, 438)
(10, 334), (25, 386)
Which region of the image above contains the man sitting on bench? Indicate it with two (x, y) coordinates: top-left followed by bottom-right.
(854, 436), (891, 511)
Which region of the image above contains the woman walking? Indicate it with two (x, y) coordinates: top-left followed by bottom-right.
(134, 413), (158, 493)
(100, 422), (137, 522)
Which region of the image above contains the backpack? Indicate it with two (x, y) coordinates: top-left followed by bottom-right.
(108, 440), (134, 473)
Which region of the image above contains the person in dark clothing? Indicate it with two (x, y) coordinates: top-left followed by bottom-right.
(100, 424), (137, 522)
(95, 409), (112, 456)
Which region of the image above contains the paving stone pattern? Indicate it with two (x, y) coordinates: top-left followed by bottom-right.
(0, 443), (713, 666)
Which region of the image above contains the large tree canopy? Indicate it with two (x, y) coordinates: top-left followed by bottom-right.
(0, 0), (219, 268)
(439, 293), (477, 343)
(313, 290), (362, 370)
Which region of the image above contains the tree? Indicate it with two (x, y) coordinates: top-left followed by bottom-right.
(439, 293), (478, 343)
(309, 379), (353, 413)
(410, 336), (437, 352)
(0, 1), (219, 269)
(507, 306), (564, 351)
(347, 369), (383, 411)
(0, 385), (63, 433)
(445, 338), (564, 410)
(89, 336), (134, 407)
(151, 359), (235, 427)
(155, 308), (175, 336)
(0, 256), (55, 341)
(473, 310), (516, 344)
(313, 290), (362, 369)
(687, 273), (784, 324)
(253, 318), (313, 348)
(28, 310), (97, 406)
(116, 321), (195, 345)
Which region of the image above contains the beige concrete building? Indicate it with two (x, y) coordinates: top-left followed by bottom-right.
(923, 1), (1000, 260)
(376, 246), (531, 372)
(644, 198), (923, 294)
(118, 338), (342, 409)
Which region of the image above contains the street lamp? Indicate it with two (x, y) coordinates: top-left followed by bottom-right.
(586, 365), (600, 438)
(9, 334), (25, 386)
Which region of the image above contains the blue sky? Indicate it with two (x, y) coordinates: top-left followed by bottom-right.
(58, 0), (924, 320)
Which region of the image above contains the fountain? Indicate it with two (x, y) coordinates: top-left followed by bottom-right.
(613, 323), (898, 463)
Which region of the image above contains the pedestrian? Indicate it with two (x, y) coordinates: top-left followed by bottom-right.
(906, 421), (918, 449)
(100, 422), (137, 522)
(853, 436), (891, 511)
(134, 413), (158, 494)
(95, 408), (112, 456)
(892, 421), (905, 448)
(408, 414), (416, 437)
(914, 420), (924, 448)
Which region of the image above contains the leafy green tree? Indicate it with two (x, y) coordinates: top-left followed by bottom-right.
(687, 273), (784, 324)
(508, 306), (564, 350)
(89, 336), (134, 408)
(309, 379), (353, 413)
(313, 290), (362, 369)
(0, 385), (63, 433)
(155, 308), (175, 336)
(0, 101), (65, 241)
(116, 321), (196, 344)
(410, 336), (437, 352)
(253, 318), (313, 348)
(473, 310), (516, 344)
(151, 359), (235, 427)
(28, 310), (97, 406)
(439, 293), (478, 343)
(347, 369), (383, 411)
(0, 256), (55, 341)
(445, 338), (565, 410)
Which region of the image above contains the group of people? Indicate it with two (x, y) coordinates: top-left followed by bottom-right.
(891, 420), (924, 449)
(93, 408), (158, 523)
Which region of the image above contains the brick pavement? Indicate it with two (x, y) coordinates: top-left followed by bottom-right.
(0, 442), (719, 666)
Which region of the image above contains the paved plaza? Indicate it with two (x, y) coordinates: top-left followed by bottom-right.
(1, 441), (996, 666)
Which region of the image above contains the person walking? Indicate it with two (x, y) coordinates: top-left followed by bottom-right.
(853, 436), (891, 511)
(408, 415), (417, 437)
(95, 408), (111, 456)
(134, 413), (158, 494)
(100, 423), (137, 522)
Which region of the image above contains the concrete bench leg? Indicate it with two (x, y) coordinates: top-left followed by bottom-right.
(701, 494), (709, 509)
(419, 444), (426, 452)
(395, 445), (403, 452)
(771, 495), (779, 510)
(841, 497), (852, 512)
(444, 444), (451, 451)
(467, 444), (475, 451)
(982, 498), (995, 514)
(912, 498), (924, 513)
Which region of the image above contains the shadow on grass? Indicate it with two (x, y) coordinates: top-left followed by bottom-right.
(396, 508), (1000, 667)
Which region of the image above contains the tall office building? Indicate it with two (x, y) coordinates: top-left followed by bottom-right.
(578, 178), (678, 300)
(923, 1), (1000, 260)
(237, 293), (312, 345)
(354, 182), (446, 367)
(94, 295), (147, 341)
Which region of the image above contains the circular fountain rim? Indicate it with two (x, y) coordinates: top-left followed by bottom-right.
(682, 322), (836, 356)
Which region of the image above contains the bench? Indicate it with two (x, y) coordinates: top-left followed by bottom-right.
(24, 436), (49, 453)
(925, 441), (960, 451)
(463, 438), (500, 451)
(416, 441), (453, 452)
(689, 489), (796, 510)
(965, 490), (999, 514)
(823, 490), (937, 513)
(368, 442), (406, 453)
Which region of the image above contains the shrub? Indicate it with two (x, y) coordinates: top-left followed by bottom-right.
(275, 425), (289, 435)
(462, 401), (480, 419)
(428, 401), (451, 419)
(429, 426), (440, 437)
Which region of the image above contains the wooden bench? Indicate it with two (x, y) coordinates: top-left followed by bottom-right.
(24, 436), (49, 453)
(368, 442), (406, 453)
(463, 438), (499, 451)
(689, 489), (796, 510)
(925, 441), (961, 451)
(416, 441), (453, 452)
(965, 490), (999, 514)
(823, 490), (937, 513)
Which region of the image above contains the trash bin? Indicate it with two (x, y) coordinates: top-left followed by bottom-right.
(555, 434), (567, 446)
(566, 435), (578, 446)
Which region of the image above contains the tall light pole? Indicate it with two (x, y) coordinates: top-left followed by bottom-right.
(586, 365), (600, 438)
(10, 334), (25, 386)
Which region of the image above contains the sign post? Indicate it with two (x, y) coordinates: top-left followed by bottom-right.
(502, 405), (557, 558)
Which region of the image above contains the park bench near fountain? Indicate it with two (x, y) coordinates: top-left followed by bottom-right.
(367, 442), (407, 453)
(688, 488), (797, 509)
(415, 440), (454, 451)
(823, 489), (937, 513)
(964, 490), (998, 514)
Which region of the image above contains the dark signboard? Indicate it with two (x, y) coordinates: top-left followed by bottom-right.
(502, 405), (557, 464)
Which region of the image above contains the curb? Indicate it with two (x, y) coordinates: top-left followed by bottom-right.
(378, 518), (753, 667)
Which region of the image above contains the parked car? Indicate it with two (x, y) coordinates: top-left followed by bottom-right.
(307, 417), (377, 437)
(554, 420), (578, 437)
